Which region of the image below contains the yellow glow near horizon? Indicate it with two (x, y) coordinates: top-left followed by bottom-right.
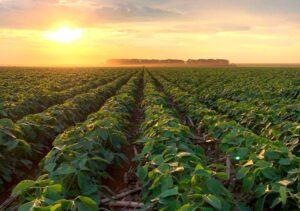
(44, 27), (82, 43)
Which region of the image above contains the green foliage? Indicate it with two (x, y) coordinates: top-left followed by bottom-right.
(12, 72), (142, 210)
(0, 71), (134, 190)
(151, 68), (300, 210)
(137, 74), (233, 210)
(2, 67), (300, 210)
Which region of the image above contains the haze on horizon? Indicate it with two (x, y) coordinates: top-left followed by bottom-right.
(0, 0), (300, 66)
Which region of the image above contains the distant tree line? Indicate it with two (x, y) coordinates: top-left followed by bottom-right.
(107, 59), (230, 66)
(186, 59), (229, 65)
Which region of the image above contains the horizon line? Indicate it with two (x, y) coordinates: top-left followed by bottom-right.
(1, 62), (300, 68)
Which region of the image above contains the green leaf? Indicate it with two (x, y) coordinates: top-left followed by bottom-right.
(53, 163), (76, 175)
(19, 201), (35, 211)
(242, 174), (255, 192)
(215, 172), (228, 180)
(98, 127), (109, 140)
(180, 203), (196, 211)
(44, 184), (62, 200)
(161, 175), (173, 191)
(0, 118), (14, 127)
(137, 166), (148, 182)
(142, 143), (153, 155)
(255, 196), (266, 211)
(236, 167), (250, 180)
(33, 204), (62, 211)
(111, 133), (126, 149)
(77, 196), (98, 211)
(255, 160), (271, 168)
(152, 155), (164, 166)
(278, 158), (291, 166)
(203, 194), (222, 209)
(265, 150), (280, 160)
(206, 178), (229, 197)
(53, 199), (73, 210)
(45, 163), (56, 172)
(255, 184), (269, 198)
(158, 187), (178, 198)
(261, 167), (279, 180)
(279, 186), (287, 205)
(288, 168), (300, 174)
(78, 173), (97, 195)
(270, 196), (281, 208)
(12, 180), (35, 196)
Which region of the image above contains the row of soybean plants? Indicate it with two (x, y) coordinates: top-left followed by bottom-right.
(163, 72), (299, 152)
(0, 67), (91, 117)
(10, 71), (143, 210)
(0, 71), (134, 192)
(0, 69), (124, 120)
(0, 68), (84, 90)
(168, 67), (299, 104)
(214, 99), (299, 142)
(153, 73), (300, 210)
(165, 68), (299, 115)
(135, 73), (233, 210)
(159, 68), (299, 122)
(159, 70), (299, 147)
(0, 67), (103, 103)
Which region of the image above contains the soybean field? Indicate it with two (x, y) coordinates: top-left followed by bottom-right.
(0, 67), (299, 211)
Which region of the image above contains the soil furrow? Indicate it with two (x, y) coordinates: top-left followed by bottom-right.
(102, 71), (144, 211)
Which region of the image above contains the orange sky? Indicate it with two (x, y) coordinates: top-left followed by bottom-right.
(0, 0), (300, 66)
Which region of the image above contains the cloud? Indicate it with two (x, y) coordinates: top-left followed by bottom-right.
(1, 0), (298, 36)
(161, 23), (251, 34)
(95, 4), (180, 22)
(0, 1), (181, 28)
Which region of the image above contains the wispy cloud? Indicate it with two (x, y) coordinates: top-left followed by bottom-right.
(161, 23), (251, 34)
(1, 0), (300, 29)
(95, 4), (180, 22)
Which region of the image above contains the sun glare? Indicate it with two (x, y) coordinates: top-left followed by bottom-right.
(45, 27), (82, 43)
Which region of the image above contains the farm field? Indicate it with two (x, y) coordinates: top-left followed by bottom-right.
(0, 67), (299, 211)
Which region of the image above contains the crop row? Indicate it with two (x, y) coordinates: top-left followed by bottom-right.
(0, 70), (125, 120)
(161, 70), (299, 116)
(0, 67), (102, 95)
(153, 73), (300, 210)
(9, 71), (143, 210)
(163, 68), (300, 103)
(0, 68), (92, 106)
(0, 68), (112, 103)
(135, 73), (233, 210)
(215, 99), (299, 142)
(160, 73), (299, 146)
(0, 72), (134, 191)
(158, 68), (299, 119)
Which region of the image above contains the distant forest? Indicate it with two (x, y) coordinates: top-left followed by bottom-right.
(107, 59), (232, 66)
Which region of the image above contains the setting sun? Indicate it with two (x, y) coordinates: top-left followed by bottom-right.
(44, 27), (82, 43)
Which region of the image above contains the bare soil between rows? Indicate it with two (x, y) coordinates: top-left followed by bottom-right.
(102, 74), (144, 211)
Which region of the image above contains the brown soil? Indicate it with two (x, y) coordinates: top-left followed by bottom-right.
(102, 73), (144, 211)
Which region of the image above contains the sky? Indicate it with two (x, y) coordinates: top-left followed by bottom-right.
(0, 0), (300, 66)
